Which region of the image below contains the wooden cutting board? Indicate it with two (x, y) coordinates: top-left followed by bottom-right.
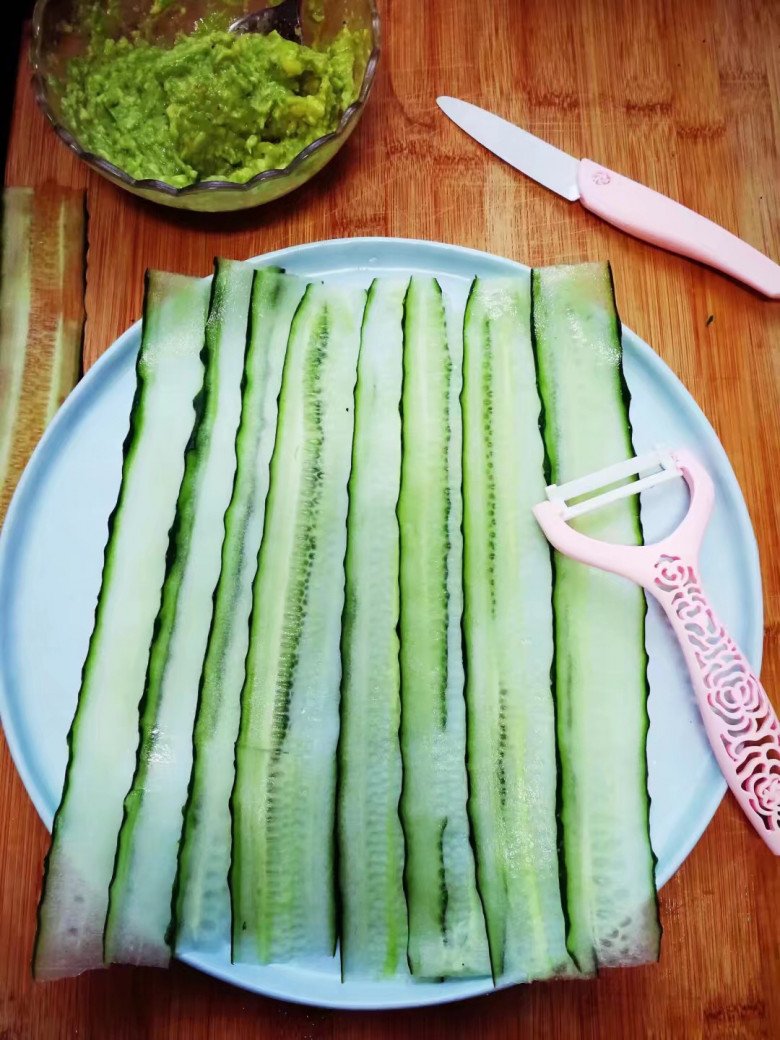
(1, 1), (779, 1037)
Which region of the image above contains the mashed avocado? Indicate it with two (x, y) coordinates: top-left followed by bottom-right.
(60, 26), (364, 187)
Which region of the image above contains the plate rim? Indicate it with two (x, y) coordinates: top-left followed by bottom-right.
(0, 236), (763, 1009)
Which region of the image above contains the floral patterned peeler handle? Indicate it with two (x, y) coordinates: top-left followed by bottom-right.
(534, 448), (780, 854)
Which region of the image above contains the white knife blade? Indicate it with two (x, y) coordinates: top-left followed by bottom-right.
(436, 96), (581, 201)
(435, 95), (780, 298)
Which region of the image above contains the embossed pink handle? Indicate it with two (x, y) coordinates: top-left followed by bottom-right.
(577, 159), (780, 299)
(650, 556), (780, 852)
(534, 449), (780, 853)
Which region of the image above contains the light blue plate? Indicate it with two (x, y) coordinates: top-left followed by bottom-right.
(0, 239), (762, 1009)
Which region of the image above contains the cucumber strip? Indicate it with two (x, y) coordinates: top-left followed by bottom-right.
(104, 259), (253, 966)
(33, 272), (210, 980)
(0, 185), (86, 521)
(338, 278), (408, 980)
(462, 276), (573, 982)
(230, 282), (364, 965)
(175, 267), (306, 953)
(531, 262), (661, 972)
(398, 276), (490, 979)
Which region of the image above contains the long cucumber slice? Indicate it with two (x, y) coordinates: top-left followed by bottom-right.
(33, 272), (210, 980)
(231, 282), (364, 964)
(175, 267), (306, 953)
(338, 278), (408, 980)
(462, 276), (573, 981)
(104, 260), (253, 966)
(531, 262), (661, 972)
(0, 185), (86, 521)
(398, 276), (490, 979)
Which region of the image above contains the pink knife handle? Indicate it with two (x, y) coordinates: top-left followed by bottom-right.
(577, 158), (780, 299)
(649, 557), (780, 854)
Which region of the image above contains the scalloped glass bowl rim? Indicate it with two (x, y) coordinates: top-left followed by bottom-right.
(30, 0), (380, 201)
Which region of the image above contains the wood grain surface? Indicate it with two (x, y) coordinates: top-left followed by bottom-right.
(2, 1), (779, 1037)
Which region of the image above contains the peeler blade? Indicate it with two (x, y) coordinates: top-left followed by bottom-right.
(544, 448), (681, 521)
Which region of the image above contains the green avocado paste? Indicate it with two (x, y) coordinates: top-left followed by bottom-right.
(60, 26), (365, 187)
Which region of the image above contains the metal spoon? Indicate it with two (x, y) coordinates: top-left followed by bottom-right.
(229, 0), (302, 42)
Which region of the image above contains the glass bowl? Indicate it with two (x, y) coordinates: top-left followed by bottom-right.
(31, 0), (380, 213)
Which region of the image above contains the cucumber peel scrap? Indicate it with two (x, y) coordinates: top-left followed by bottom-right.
(0, 184), (87, 522)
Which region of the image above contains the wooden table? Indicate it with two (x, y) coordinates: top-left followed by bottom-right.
(2, 1), (779, 1036)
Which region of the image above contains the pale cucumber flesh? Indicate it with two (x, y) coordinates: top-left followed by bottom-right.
(33, 272), (210, 980)
(531, 262), (660, 973)
(175, 267), (306, 954)
(231, 282), (364, 964)
(104, 259), (253, 966)
(338, 278), (408, 980)
(462, 276), (572, 982)
(398, 276), (490, 979)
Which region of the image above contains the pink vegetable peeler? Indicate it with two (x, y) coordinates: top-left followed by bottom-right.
(534, 448), (780, 854)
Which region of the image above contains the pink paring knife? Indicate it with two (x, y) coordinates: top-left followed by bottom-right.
(437, 97), (780, 299)
(533, 448), (780, 854)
